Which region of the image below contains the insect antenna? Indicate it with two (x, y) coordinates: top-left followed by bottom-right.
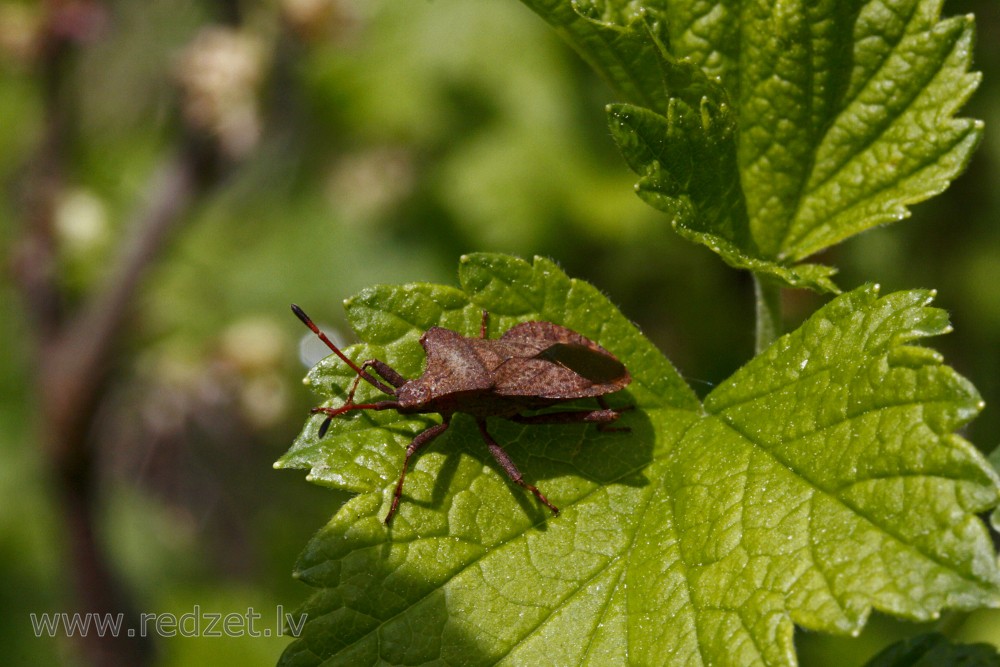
(318, 414), (333, 438)
(291, 304), (393, 394)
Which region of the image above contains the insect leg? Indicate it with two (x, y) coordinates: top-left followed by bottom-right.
(311, 401), (400, 437)
(317, 361), (409, 437)
(508, 398), (633, 432)
(476, 419), (559, 516)
(506, 408), (624, 426)
(385, 419), (451, 525)
(479, 310), (489, 339)
(344, 359), (408, 405)
(595, 396), (632, 432)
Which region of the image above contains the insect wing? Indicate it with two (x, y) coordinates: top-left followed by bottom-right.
(499, 321), (587, 349)
(533, 342), (627, 384)
(418, 327), (492, 392)
(493, 321), (630, 398)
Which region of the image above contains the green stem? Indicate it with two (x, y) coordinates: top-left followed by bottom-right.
(753, 274), (782, 355)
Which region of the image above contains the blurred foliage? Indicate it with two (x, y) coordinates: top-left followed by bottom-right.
(0, 0), (997, 665)
(860, 632), (1000, 667)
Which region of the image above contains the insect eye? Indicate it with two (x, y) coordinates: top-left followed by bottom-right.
(533, 343), (626, 383)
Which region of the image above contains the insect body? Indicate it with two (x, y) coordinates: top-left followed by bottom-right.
(292, 304), (632, 524)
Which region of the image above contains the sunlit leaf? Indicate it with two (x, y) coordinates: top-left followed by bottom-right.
(276, 254), (1000, 666)
(519, 0), (982, 292)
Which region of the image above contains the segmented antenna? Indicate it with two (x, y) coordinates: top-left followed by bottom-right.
(291, 304), (390, 394)
(291, 304), (366, 374)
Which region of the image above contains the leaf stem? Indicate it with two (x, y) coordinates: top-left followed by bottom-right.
(753, 274), (782, 355)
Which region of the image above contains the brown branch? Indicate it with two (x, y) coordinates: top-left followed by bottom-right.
(38, 148), (206, 667)
(9, 4), (229, 666)
(40, 151), (204, 468)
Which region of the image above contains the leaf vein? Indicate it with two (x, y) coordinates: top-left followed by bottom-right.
(715, 413), (990, 589)
(784, 18), (967, 253)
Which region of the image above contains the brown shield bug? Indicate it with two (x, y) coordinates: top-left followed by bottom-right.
(292, 304), (632, 524)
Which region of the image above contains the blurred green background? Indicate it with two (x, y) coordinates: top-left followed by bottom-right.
(1, 1), (997, 665)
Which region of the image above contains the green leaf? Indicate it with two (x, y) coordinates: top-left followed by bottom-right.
(862, 632), (1000, 667)
(514, 0), (674, 110)
(276, 254), (1000, 666)
(739, 1), (982, 262)
(520, 1), (982, 291)
(990, 446), (1000, 534)
(606, 99), (840, 292)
